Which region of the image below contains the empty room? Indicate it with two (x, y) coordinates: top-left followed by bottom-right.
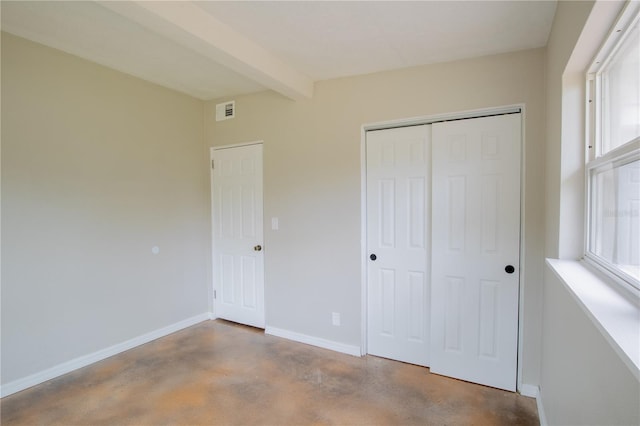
(1, 1), (639, 425)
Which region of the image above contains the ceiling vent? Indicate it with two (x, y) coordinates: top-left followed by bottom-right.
(216, 100), (235, 121)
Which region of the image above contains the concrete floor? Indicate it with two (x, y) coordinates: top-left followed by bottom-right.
(1, 320), (538, 425)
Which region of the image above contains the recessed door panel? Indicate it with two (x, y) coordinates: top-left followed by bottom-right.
(408, 271), (426, 342)
(381, 269), (396, 336)
(241, 256), (257, 309)
(241, 185), (256, 238)
(481, 175), (499, 253)
(379, 179), (396, 248)
(444, 276), (463, 353)
(221, 254), (235, 304)
(221, 187), (234, 238)
(408, 178), (426, 249)
(447, 176), (466, 252)
(478, 279), (499, 360)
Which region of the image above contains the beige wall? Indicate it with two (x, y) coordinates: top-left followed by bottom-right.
(544, 0), (595, 260)
(541, 266), (640, 425)
(544, 1), (589, 259)
(4, 4), (637, 415)
(1, 33), (210, 384)
(205, 48), (546, 386)
(541, 1), (640, 424)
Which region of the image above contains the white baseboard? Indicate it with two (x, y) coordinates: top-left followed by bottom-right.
(520, 384), (546, 426)
(536, 388), (547, 426)
(265, 326), (361, 357)
(0, 312), (210, 398)
(520, 383), (538, 398)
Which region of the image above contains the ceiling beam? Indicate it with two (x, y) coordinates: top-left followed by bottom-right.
(98, 1), (313, 100)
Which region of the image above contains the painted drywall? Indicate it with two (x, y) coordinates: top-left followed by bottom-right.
(1, 33), (210, 385)
(205, 48), (546, 386)
(541, 266), (640, 425)
(541, 1), (640, 424)
(545, 0), (627, 262)
(544, 0), (595, 259)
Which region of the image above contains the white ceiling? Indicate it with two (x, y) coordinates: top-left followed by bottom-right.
(1, 1), (557, 101)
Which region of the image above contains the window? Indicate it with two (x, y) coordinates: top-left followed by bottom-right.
(586, 2), (640, 291)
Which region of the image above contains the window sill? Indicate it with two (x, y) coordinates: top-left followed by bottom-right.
(546, 258), (640, 380)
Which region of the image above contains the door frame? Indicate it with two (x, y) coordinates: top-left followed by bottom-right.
(210, 141), (265, 322)
(360, 105), (526, 391)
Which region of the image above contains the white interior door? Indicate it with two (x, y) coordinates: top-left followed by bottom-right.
(366, 125), (431, 366)
(211, 144), (265, 328)
(430, 114), (521, 391)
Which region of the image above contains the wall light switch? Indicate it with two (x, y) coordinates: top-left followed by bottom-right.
(271, 217), (279, 230)
(332, 312), (341, 326)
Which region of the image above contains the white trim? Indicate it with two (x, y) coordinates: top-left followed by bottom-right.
(584, 139), (640, 293)
(583, 2), (640, 292)
(516, 105), (526, 394)
(0, 313), (211, 398)
(265, 327), (361, 357)
(361, 105), (522, 132)
(360, 104), (526, 389)
(587, 136), (640, 170)
(546, 259), (640, 380)
(211, 140), (264, 151)
(519, 383), (538, 398)
(359, 125), (368, 357)
(535, 387), (548, 426)
(210, 146), (217, 319)
(582, 253), (640, 300)
(587, 1), (640, 75)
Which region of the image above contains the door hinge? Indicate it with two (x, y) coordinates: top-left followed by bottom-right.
(211, 159), (214, 169)
(214, 290), (217, 299)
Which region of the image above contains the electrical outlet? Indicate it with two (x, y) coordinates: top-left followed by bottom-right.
(332, 312), (341, 326)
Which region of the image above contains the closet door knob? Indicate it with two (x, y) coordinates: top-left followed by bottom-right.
(370, 254), (377, 261)
(505, 265), (515, 274)
(254, 245), (262, 252)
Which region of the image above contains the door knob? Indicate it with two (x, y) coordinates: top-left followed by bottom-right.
(505, 265), (515, 274)
(254, 245), (262, 252)
(370, 254), (377, 261)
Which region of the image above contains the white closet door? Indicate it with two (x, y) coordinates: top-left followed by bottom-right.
(366, 125), (431, 366)
(430, 114), (521, 391)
